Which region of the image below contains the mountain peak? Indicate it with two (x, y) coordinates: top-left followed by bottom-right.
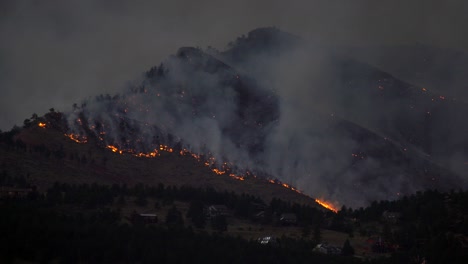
(221, 27), (301, 63)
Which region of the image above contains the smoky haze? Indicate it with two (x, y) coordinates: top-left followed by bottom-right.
(1, 0), (468, 130)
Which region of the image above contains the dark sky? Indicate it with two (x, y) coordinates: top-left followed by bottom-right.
(1, 0), (467, 130)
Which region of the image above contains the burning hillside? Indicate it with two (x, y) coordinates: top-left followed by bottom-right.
(48, 28), (466, 208)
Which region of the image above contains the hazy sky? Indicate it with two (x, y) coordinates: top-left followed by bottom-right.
(1, 0), (467, 130)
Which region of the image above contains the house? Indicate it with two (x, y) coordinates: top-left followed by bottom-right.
(250, 202), (267, 211)
(279, 213), (297, 225)
(253, 211), (265, 221)
(139, 213), (158, 224)
(130, 212), (158, 224)
(256, 236), (278, 246)
(313, 243), (342, 255)
(207, 205), (230, 218)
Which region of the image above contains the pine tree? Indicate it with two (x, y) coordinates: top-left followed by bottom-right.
(342, 239), (355, 256)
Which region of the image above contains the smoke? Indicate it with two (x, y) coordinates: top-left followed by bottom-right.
(2, 0), (468, 131)
(63, 29), (466, 208)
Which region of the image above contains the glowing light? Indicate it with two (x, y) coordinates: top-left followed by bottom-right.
(315, 199), (338, 213)
(229, 174), (245, 181)
(64, 133), (88, 144)
(106, 145), (123, 154)
(212, 168), (226, 175)
(38, 122), (46, 128)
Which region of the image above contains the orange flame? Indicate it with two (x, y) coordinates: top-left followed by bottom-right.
(64, 133), (306, 186)
(38, 122), (46, 128)
(64, 133), (88, 144)
(315, 199), (338, 213)
(106, 145), (123, 154)
(212, 168), (226, 175)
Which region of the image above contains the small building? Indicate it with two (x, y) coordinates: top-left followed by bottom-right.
(207, 205), (230, 218)
(253, 211), (265, 220)
(131, 213), (158, 224)
(250, 202), (267, 211)
(257, 236), (278, 246)
(313, 243), (342, 255)
(279, 213), (297, 225)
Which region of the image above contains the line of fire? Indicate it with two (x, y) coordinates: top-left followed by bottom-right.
(45, 121), (339, 213)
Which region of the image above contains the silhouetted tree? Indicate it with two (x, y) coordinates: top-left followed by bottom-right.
(342, 239), (355, 256)
(166, 205), (184, 228)
(313, 225), (322, 243)
(187, 200), (205, 229)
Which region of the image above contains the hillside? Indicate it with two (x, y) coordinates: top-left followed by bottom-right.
(0, 115), (322, 209)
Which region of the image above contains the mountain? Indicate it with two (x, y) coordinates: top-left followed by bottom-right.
(3, 27), (467, 208)
(344, 44), (468, 102)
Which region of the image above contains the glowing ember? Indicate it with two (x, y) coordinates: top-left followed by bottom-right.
(229, 173), (245, 181)
(315, 199), (338, 213)
(212, 168), (226, 175)
(106, 145), (123, 154)
(64, 133), (88, 144)
(64, 131), (312, 188)
(38, 122), (46, 128)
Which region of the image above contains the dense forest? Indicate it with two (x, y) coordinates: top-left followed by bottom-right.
(0, 171), (467, 263)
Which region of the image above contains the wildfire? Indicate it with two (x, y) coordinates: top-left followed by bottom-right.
(159, 145), (173, 153)
(212, 168), (226, 175)
(134, 151), (159, 158)
(229, 173), (245, 181)
(64, 132), (317, 194)
(315, 199), (338, 213)
(106, 144), (160, 158)
(64, 133), (88, 144)
(106, 145), (123, 154)
(38, 122), (47, 128)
